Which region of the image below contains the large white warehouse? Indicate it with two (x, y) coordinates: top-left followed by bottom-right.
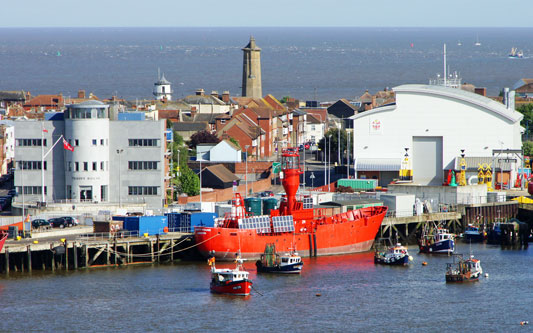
(351, 84), (524, 187)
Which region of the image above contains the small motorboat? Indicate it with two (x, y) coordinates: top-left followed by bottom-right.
(209, 256), (253, 296)
(374, 243), (413, 266)
(419, 222), (455, 254)
(256, 243), (303, 274)
(463, 224), (485, 242)
(445, 254), (483, 282)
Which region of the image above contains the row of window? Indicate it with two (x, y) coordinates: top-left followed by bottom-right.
(18, 161), (47, 170)
(128, 186), (159, 196)
(16, 186), (47, 195)
(68, 161), (108, 172)
(128, 161), (159, 170)
(128, 139), (160, 147)
(17, 139), (47, 147)
(66, 107), (107, 119)
(18, 138), (160, 148)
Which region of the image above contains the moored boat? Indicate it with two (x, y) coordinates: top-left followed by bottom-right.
(463, 224), (485, 242)
(209, 256), (253, 296)
(419, 222), (455, 254)
(374, 242), (412, 266)
(256, 243), (303, 274)
(445, 254), (482, 282)
(195, 148), (387, 260)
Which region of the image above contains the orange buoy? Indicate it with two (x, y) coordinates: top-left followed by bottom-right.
(316, 293), (322, 297)
(422, 262), (428, 266)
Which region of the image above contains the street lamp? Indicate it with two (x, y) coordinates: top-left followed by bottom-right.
(245, 145), (250, 197)
(310, 172), (315, 188)
(116, 149), (124, 207)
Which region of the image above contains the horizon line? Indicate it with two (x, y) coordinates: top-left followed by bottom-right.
(1, 26), (533, 29)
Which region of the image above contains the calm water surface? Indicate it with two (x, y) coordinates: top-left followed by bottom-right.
(1, 242), (532, 332)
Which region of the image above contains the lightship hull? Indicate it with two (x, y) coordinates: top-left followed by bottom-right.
(195, 207), (386, 261)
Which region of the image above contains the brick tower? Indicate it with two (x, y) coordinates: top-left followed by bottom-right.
(241, 36), (262, 98)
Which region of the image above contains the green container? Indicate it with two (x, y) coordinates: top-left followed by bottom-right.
(262, 198), (278, 215)
(337, 178), (378, 191)
(245, 198), (262, 216)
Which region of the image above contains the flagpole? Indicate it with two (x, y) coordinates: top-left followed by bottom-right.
(41, 123), (45, 203)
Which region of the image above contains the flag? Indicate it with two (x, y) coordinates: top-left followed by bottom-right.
(63, 138), (74, 152)
(42, 129), (48, 133)
(24, 214), (30, 223)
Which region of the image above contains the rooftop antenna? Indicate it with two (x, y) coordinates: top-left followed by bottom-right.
(443, 44), (447, 87)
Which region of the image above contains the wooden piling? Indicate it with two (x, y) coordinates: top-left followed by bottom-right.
(126, 242), (130, 264)
(51, 251), (55, 272)
(73, 242), (78, 269)
(170, 239), (174, 262)
(106, 243), (110, 265)
(27, 245), (32, 273)
(4, 248), (9, 274)
(156, 235), (160, 263)
(64, 241), (68, 270)
(84, 244), (88, 268)
(150, 240), (154, 263)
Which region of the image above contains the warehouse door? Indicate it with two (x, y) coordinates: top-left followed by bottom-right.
(412, 137), (443, 185)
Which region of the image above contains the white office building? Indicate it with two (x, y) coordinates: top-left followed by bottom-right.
(14, 100), (168, 209)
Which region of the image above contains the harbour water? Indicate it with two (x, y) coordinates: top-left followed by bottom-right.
(2, 242), (532, 332)
(1, 27), (533, 101)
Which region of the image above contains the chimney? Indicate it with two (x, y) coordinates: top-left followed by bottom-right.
(222, 91), (230, 103)
(371, 95), (377, 108)
(78, 90), (86, 99)
(195, 89), (205, 96)
(211, 91), (219, 98)
(474, 87), (486, 97)
(191, 106), (197, 118)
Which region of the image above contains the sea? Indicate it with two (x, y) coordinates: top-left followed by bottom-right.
(1, 27), (533, 102)
(2, 242), (533, 332)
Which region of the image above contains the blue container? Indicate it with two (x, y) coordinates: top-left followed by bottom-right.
(180, 213), (191, 232)
(165, 213), (182, 231)
(190, 212), (216, 230)
(123, 216), (168, 236)
(112, 216), (126, 222)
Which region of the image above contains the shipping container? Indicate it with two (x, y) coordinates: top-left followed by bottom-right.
(123, 216), (168, 236)
(337, 179), (378, 191)
(191, 212), (217, 229)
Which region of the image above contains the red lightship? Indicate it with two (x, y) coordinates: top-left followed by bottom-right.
(195, 148), (387, 260)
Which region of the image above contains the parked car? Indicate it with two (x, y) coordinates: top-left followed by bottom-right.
(61, 216), (79, 226)
(48, 217), (69, 228)
(259, 190), (274, 197)
(304, 143), (310, 150)
(32, 219), (50, 229)
(7, 189), (16, 197)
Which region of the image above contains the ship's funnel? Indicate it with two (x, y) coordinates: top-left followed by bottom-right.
(281, 148), (302, 214)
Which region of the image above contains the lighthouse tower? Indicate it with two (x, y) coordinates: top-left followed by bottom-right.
(153, 72), (172, 101)
(241, 36), (262, 98)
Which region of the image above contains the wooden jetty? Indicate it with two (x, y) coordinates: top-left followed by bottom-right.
(0, 232), (194, 274)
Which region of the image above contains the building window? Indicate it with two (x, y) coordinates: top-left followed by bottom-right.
(75, 139), (79, 146)
(220, 119), (226, 124)
(92, 162), (97, 171)
(83, 162), (88, 171)
(100, 139), (104, 146)
(100, 161), (104, 171)
(128, 139), (160, 147)
(92, 139), (97, 146)
(101, 185), (107, 201)
(67, 185), (72, 199)
(75, 162), (79, 171)
(68, 162), (72, 172)
(128, 186), (159, 196)
(128, 161), (158, 170)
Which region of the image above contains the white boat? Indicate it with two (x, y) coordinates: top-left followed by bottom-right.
(474, 35), (481, 46)
(374, 243), (412, 266)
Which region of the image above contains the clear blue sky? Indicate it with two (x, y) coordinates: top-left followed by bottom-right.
(3, 0), (533, 27)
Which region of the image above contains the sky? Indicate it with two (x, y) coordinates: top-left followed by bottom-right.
(2, 0), (533, 28)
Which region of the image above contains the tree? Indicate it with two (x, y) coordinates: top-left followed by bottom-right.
(177, 165), (200, 196)
(188, 130), (220, 149)
(517, 103), (533, 142)
(317, 128), (348, 163)
(523, 142), (533, 156)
